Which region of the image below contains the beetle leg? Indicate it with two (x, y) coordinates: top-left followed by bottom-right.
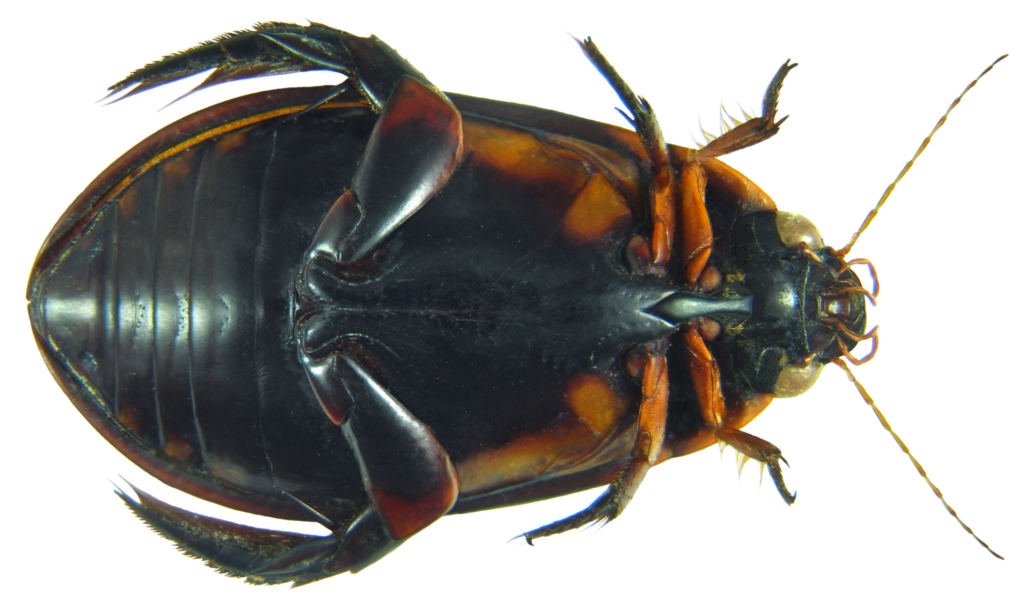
(678, 161), (715, 285)
(577, 38), (676, 273)
(674, 61), (797, 283)
(698, 60), (798, 159)
(301, 352), (460, 541)
(251, 506), (402, 585)
(105, 23), (436, 114)
(521, 353), (668, 543)
(683, 327), (797, 504)
(715, 428), (796, 505)
(114, 482), (392, 585)
(304, 75), (464, 266)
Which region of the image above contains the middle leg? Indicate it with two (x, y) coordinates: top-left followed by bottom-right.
(521, 349), (669, 543)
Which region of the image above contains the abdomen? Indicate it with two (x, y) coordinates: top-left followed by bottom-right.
(30, 104), (377, 518)
(29, 89), (676, 520)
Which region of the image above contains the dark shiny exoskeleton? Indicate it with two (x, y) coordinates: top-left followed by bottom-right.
(27, 23), (869, 584)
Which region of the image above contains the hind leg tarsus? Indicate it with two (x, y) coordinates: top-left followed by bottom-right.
(252, 506), (402, 585)
(115, 483), (397, 585)
(108, 23), (433, 114)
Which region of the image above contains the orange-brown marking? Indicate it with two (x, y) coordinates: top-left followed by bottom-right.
(210, 128), (251, 157)
(463, 122), (587, 188)
(548, 134), (643, 205)
(116, 402), (142, 435)
(162, 433), (195, 463)
(116, 178), (143, 217)
(457, 373), (634, 495)
(561, 174), (632, 245)
(159, 148), (198, 183)
(565, 372), (629, 436)
(456, 421), (592, 494)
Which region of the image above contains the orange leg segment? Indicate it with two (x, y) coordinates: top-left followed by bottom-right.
(671, 60), (804, 502)
(679, 163), (713, 286)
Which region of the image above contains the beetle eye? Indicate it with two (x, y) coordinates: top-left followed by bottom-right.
(775, 212), (825, 251)
(773, 357), (824, 398)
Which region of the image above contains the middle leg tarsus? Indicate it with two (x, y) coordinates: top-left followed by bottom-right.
(520, 457), (649, 544)
(114, 482), (394, 585)
(520, 353), (669, 544)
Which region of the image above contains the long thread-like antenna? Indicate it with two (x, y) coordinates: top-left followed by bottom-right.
(831, 358), (1002, 559)
(827, 55), (1008, 558)
(835, 55), (1007, 259)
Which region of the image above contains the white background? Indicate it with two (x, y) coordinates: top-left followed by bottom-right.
(4, 1), (1020, 608)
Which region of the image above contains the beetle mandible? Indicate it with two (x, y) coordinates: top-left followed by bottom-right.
(26, 23), (1003, 584)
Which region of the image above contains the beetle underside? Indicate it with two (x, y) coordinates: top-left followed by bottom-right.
(29, 23), (876, 584)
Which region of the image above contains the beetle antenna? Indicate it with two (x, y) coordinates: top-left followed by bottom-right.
(835, 55), (1007, 259)
(830, 358), (1003, 559)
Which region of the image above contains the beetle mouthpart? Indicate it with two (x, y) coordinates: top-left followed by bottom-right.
(646, 290), (752, 327)
(834, 324), (879, 366)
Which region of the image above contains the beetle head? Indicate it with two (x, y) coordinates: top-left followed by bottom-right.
(726, 210), (870, 397)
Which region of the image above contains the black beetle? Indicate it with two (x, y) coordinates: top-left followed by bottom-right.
(24, 20), (1015, 589)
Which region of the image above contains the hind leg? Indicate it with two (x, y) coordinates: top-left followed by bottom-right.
(107, 23), (437, 113)
(116, 348), (460, 585)
(117, 484), (403, 585)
